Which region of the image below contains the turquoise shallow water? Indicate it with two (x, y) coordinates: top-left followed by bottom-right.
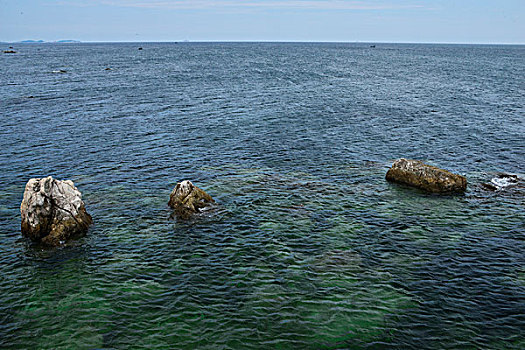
(0, 43), (524, 349)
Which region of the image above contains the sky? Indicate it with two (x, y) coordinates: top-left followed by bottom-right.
(0, 0), (524, 44)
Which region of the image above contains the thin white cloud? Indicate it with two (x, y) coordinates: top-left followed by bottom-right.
(52, 0), (426, 11)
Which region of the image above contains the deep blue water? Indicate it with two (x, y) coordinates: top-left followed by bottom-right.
(0, 42), (524, 349)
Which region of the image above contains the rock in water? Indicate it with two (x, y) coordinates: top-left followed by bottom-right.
(168, 180), (214, 219)
(386, 158), (467, 193)
(20, 176), (93, 246)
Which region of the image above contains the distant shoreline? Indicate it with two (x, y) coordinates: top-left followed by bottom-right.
(7, 40), (81, 44)
(3, 41), (524, 46)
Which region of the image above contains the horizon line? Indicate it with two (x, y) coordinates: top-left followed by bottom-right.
(3, 40), (525, 46)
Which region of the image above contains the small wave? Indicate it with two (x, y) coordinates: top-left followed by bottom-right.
(490, 174), (519, 189)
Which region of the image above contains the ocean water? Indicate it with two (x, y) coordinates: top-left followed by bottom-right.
(0, 42), (524, 349)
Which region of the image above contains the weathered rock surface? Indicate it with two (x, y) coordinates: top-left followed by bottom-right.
(168, 180), (214, 219)
(386, 158), (467, 193)
(20, 176), (93, 246)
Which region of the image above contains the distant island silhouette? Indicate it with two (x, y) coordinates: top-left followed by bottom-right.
(17, 40), (81, 43)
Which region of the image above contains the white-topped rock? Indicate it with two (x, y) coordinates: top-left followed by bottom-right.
(168, 180), (214, 219)
(20, 176), (92, 246)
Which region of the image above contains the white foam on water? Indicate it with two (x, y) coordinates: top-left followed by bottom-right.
(491, 176), (519, 189)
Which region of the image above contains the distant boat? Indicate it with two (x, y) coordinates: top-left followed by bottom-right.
(370, 45), (376, 48)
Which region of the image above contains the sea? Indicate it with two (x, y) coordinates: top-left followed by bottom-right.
(0, 42), (524, 349)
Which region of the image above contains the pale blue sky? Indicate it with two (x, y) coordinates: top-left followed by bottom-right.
(1, 0), (523, 43)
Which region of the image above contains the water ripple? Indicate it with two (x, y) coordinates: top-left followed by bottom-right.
(0, 43), (523, 349)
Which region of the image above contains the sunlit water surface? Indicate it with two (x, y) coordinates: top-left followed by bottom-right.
(1, 43), (524, 349)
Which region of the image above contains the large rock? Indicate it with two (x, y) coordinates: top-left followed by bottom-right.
(168, 180), (214, 219)
(20, 176), (93, 246)
(386, 158), (467, 193)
